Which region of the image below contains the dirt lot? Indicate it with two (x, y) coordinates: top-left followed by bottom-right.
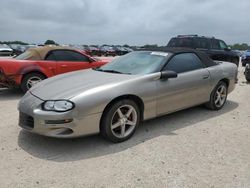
(0, 66), (249, 188)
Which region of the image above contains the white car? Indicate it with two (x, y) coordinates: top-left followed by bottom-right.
(0, 44), (13, 56)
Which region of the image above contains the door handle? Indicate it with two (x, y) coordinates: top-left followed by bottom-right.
(61, 65), (67, 68)
(203, 75), (210, 79)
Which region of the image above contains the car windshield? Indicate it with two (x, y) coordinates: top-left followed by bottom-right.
(15, 51), (33, 60)
(95, 51), (169, 75)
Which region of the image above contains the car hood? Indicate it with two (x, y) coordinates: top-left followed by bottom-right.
(0, 47), (13, 51)
(30, 69), (139, 100)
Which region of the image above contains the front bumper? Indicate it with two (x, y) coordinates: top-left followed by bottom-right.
(18, 92), (102, 138)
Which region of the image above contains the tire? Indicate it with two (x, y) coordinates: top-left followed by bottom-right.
(205, 81), (228, 110)
(21, 73), (46, 92)
(100, 99), (140, 143)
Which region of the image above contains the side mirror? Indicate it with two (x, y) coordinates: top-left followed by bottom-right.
(160, 70), (178, 79)
(224, 47), (231, 51)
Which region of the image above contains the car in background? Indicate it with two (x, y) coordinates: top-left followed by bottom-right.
(167, 35), (240, 67)
(242, 50), (250, 67)
(0, 46), (109, 92)
(88, 46), (102, 56)
(113, 46), (133, 56)
(100, 46), (116, 56)
(9, 44), (28, 56)
(18, 49), (237, 142)
(0, 44), (13, 56)
(244, 62), (250, 82)
(124, 47), (134, 53)
(69, 45), (90, 55)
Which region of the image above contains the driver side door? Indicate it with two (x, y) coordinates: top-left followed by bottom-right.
(156, 53), (212, 116)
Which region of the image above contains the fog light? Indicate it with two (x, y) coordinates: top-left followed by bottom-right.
(45, 119), (73, 124)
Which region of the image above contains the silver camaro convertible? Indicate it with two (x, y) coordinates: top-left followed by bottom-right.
(18, 49), (238, 142)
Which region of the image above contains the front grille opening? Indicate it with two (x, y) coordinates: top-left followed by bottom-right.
(45, 119), (73, 125)
(19, 113), (34, 130)
(58, 128), (73, 135)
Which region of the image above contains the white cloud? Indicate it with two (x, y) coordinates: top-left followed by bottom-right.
(0, 0), (249, 45)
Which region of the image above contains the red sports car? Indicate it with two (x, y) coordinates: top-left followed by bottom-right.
(0, 46), (108, 92)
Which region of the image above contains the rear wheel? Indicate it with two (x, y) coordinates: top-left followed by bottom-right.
(21, 73), (45, 92)
(205, 81), (228, 110)
(100, 99), (140, 143)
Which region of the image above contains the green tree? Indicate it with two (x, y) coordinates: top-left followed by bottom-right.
(123, 44), (130, 48)
(44, 40), (57, 45)
(229, 43), (249, 50)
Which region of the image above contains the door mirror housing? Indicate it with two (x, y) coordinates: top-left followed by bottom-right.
(160, 70), (178, 79)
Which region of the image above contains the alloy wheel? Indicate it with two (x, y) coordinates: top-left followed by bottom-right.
(214, 85), (227, 108)
(26, 76), (42, 89)
(110, 105), (137, 139)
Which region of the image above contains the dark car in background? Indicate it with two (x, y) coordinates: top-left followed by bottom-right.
(113, 46), (131, 56)
(167, 35), (240, 67)
(242, 50), (250, 67)
(244, 62), (250, 82)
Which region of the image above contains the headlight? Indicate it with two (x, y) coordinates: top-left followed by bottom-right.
(43, 100), (75, 112)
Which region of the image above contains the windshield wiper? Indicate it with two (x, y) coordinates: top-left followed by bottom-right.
(102, 69), (123, 74)
(94, 68), (131, 74)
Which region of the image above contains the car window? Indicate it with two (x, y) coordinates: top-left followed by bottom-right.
(212, 40), (220, 50)
(164, 53), (204, 73)
(219, 40), (228, 49)
(194, 38), (210, 49)
(167, 38), (193, 48)
(45, 52), (57, 61)
(45, 50), (90, 62)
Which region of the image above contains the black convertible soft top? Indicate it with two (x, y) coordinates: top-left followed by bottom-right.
(143, 47), (217, 67)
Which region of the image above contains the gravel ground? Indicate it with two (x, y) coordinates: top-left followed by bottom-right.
(0, 65), (249, 188)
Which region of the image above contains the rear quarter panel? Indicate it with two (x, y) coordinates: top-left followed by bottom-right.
(207, 62), (237, 94)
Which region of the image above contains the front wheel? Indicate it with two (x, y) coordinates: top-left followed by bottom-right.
(21, 73), (45, 92)
(205, 81), (228, 110)
(100, 99), (140, 143)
